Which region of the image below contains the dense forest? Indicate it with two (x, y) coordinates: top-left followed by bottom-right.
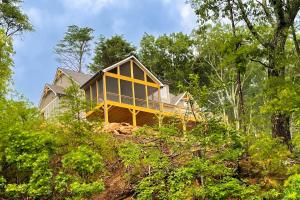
(1, 0), (300, 199)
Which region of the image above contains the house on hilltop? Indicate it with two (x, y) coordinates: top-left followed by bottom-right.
(39, 68), (92, 119)
(39, 56), (197, 129)
(81, 56), (196, 130)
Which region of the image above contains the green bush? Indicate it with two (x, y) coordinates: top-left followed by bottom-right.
(283, 174), (300, 200)
(62, 146), (104, 176)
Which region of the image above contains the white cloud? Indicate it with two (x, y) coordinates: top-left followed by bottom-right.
(176, 2), (197, 32)
(62, 0), (115, 14)
(159, 0), (197, 33)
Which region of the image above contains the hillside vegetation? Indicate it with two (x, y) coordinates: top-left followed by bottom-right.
(1, 0), (300, 199)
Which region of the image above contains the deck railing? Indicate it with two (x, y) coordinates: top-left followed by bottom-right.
(87, 91), (192, 116)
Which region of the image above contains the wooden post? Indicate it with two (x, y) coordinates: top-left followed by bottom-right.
(130, 60), (134, 78)
(103, 74), (109, 125)
(96, 80), (98, 103)
(89, 85), (92, 110)
(158, 86), (162, 111)
(117, 66), (121, 103)
(130, 60), (136, 106)
(158, 114), (163, 127)
(144, 72), (149, 108)
(132, 110), (137, 126)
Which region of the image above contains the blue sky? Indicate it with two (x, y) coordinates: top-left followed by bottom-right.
(12, 0), (197, 105)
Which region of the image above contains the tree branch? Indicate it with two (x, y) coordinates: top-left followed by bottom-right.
(256, 0), (274, 24)
(236, 0), (268, 48)
(250, 58), (270, 69)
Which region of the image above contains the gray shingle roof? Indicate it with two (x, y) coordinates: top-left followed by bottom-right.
(46, 84), (65, 95)
(59, 68), (93, 86)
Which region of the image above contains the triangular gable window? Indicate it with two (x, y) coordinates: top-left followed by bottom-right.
(105, 59), (159, 84)
(120, 61), (131, 77)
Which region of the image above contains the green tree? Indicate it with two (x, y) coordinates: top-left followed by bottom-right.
(193, 25), (260, 130)
(189, 0), (300, 143)
(55, 25), (94, 72)
(89, 35), (136, 72)
(0, 0), (33, 36)
(0, 29), (13, 97)
(139, 32), (210, 92)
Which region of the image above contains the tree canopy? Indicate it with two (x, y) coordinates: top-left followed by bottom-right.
(89, 35), (136, 73)
(55, 25), (94, 73)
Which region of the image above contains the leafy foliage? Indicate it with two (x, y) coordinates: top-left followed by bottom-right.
(89, 35), (136, 72)
(0, 0), (33, 36)
(0, 29), (13, 97)
(55, 25), (94, 72)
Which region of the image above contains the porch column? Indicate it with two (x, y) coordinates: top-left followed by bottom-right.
(144, 72), (149, 108)
(103, 73), (109, 125)
(117, 66), (121, 103)
(132, 109), (137, 126)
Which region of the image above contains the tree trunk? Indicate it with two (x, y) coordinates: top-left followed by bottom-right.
(236, 69), (245, 132)
(268, 26), (291, 143)
(227, 0), (245, 132)
(271, 113), (291, 143)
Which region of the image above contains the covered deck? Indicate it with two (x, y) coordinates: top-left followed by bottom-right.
(81, 56), (196, 130)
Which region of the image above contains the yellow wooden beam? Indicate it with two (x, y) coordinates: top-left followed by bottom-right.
(132, 109), (137, 126)
(130, 60), (134, 78)
(144, 72), (149, 108)
(158, 87), (162, 111)
(130, 60), (136, 107)
(85, 102), (104, 118)
(105, 72), (160, 88)
(103, 74), (109, 124)
(106, 100), (159, 114)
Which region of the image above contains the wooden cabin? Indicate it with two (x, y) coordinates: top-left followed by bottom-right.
(39, 68), (92, 119)
(81, 56), (196, 130)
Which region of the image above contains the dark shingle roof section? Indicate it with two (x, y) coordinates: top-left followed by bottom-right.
(59, 68), (93, 86)
(46, 84), (65, 95)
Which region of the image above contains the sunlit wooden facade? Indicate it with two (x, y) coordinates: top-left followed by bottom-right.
(81, 56), (196, 129)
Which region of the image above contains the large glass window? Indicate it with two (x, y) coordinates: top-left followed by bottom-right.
(148, 86), (159, 109)
(120, 80), (133, 105)
(134, 83), (146, 107)
(106, 77), (118, 102)
(133, 62), (144, 80)
(120, 61), (131, 77)
(97, 79), (103, 101)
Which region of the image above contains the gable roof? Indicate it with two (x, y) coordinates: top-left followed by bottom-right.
(46, 84), (65, 95)
(81, 55), (164, 89)
(38, 84), (65, 108)
(56, 68), (92, 86)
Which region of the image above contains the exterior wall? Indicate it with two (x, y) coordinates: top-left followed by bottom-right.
(40, 91), (56, 110)
(41, 96), (60, 119)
